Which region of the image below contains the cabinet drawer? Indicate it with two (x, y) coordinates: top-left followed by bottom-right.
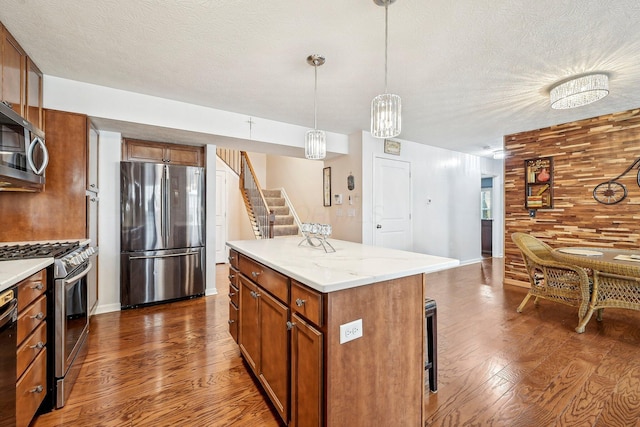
(228, 301), (239, 343)
(239, 255), (289, 303)
(228, 265), (239, 290)
(16, 348), (47, 427)
(228, 250), (239, 269)
(16, 321), (46, 380)
(291, 280), (323, 326)
(229, 281), (239, 307)
(17, 269), (46, 312)
(17, 295), (46, 345)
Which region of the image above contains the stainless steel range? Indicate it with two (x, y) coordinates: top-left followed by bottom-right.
(0, 241), (96, 409)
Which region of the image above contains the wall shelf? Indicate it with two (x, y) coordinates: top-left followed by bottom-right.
(525, 157), (553, 209)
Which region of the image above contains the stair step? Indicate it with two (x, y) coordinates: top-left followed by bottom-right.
(273, 224), (299, 237)
(274, 215), (294, 226)
(271, 206), (290, 216)
(265, 197), (285, 207)
(262, 189), (282, 198)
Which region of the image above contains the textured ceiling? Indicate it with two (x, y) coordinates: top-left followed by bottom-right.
(1, 0), (640, 157)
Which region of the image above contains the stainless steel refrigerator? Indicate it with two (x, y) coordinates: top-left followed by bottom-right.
(120, 161), (205, 308)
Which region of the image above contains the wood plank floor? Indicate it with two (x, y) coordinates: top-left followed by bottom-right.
(32, 259), (640, 426)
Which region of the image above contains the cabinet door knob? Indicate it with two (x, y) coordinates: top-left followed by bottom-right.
(376, 224), (382, 229)
(30, 385), (44, 394)
(228, 274), (235, 280)
(29, 341), (45, 350)
(250, 290), (261, 299)
(228, 319), (235, 324)
(286, 321), (296, 330)
(295, 298), (306, 307)
(228, 291), (236, 298)
(31, 283), (43, 291)
(251, 271), (261, 279)
(30, 312), (44, 320)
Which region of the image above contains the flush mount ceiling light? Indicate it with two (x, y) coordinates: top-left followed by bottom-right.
(549, 73), (609, 109)
(371, 0), (401, 139)
(305, 54), (326, 160)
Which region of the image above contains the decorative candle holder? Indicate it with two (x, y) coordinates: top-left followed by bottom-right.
(299, 222), (335, 253)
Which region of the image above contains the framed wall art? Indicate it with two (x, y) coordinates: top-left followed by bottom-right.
(384, 139), (401, 155)
(323, 167), (332, 206)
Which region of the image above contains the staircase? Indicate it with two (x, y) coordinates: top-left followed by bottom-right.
(217, 148), (300, 239)
(263, 189), (299, 237)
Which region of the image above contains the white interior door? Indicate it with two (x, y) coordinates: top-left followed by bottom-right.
(215, 170), (227, 263)
(373, 157), (412, 250)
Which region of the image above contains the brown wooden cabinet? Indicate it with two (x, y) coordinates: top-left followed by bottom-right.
(25, 56), (43, 130)
(237, 255), (290, 424)
(15, 269), (47, 427)
(122, 138), (204, 167)
(232, 249), (425, 427)
(1, 23), (26, 116)
(290, 313), (322, 427)
(0, 110), (90, 241)
(227, 250), (240, 343)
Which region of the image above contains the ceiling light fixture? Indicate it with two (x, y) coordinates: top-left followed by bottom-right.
(371, 0), (401, 139)
(305, 54), (326, 160)
(549, 73), (609, 109)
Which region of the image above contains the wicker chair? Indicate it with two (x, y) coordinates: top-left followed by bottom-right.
(575, 265), (640, 333)
(512, 233), (591, 329)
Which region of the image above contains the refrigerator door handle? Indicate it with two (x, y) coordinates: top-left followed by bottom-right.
(129, 252), (197, 260)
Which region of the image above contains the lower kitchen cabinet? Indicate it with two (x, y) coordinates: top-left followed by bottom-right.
(238, 274), (289, 422)
(290, 313), (323, 427)
(15, 268), (48, 427)
(230, 249), (425, 427)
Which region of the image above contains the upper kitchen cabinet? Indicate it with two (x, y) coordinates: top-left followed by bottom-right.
(122, 138), (204, 167)
(87, 124), (99, 193)
(1, 23), (27, 117)
(25, 57), (43, 130)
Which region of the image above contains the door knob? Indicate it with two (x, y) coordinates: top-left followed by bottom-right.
(376, 224), (382, 229)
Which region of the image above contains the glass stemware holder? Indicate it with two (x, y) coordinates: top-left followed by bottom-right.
(299, 222), (335, 253)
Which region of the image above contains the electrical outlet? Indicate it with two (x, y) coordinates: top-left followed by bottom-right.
(340, 319), (363, 344)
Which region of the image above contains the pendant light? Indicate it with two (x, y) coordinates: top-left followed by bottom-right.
(371, 0), (401, 139)
(305, 54), (326, 160)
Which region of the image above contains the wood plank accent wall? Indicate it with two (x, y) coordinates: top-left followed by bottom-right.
(504, 108), (640, 287)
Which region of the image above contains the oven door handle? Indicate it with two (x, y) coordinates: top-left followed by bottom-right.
(129, 252), (196, 260)
(0, 298), (17, 329)
(64, 262), (93, 286)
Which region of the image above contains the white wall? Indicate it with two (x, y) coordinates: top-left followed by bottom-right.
(361, 132), (501, 264)
(265, 155), (327, 225)
(94, 130), (121, 314)
(323, 133), (363, 242)
(204, 145), (218, 296)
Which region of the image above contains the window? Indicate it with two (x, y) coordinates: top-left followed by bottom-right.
(481, 188), (492, 219)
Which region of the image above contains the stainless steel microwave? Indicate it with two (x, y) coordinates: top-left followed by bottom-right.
(0, 101), (48, 192)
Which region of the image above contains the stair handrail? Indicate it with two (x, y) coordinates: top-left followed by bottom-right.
(240, 151), (273, 239)
(278, 187), (303, 235)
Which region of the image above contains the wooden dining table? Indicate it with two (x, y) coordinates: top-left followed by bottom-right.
(551, 247), (640, 332)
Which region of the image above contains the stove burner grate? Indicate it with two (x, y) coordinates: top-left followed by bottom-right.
(0, 241), (80, 261)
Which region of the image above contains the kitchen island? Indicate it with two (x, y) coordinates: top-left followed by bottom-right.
(226, 237), (459, 427)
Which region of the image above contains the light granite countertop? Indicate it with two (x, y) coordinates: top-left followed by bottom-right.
(226, 237), (460, 293)
(0, 258), (53, 293)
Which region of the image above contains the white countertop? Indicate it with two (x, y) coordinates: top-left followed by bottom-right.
(0, 258), (53, 293)
(226, 237), (460, 293)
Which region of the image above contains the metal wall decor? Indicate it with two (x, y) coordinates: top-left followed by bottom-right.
(593, 158), (640, 204)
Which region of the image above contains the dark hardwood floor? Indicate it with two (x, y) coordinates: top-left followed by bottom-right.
(33, 259), (640, 426)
